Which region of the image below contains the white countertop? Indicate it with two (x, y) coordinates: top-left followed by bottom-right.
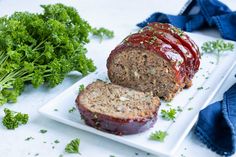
(0, 0), (236, 157)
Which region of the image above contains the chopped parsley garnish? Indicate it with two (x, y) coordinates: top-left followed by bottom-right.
(65, 138), (80, 154)
(197, 87), (203, 90)
(188, 107), (193, 111)
(68, 107), (76, 113)
(25, 137), (34, 141)
(201, 40), (234, 64)
(54, 140), (60, 144)
(2, 108), (29, 129)
(177, 106), (183, 112)
(161, 108), (176, 121)
(79, 84), (85, 93)
(189, 97), (194, 100)
(149, 130), (168, 142)
(166, 103), (172, 107)
(40, 129), (47, 134)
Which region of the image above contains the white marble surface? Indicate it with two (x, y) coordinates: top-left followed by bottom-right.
(0, 0), (235, 157)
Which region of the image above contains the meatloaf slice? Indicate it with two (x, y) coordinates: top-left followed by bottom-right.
(107, 33), (185, 101)
(76, 80), (160, 135)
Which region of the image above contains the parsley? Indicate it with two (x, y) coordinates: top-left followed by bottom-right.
(201, 40), (234, 64)
(161, 108), (176, 121)
(68, 107), (76, 113)
(65, 138), (80, 154)
(197, 87), (203, 90)
(149, 130), (168, 142)
(25, 137), (34, 141)
(188, 107), (193, 111)
(2, 108), (29, 129)
(177, 106), (183, 112)
(0, 4), (113, 106)
(92, 27), (114, 42)
(54, 140), (60, 144)
(40, 129), (47, 134)
(166, 103), (172, 107)
(189, 97), (194, 100)
(79, 84), (85, 93)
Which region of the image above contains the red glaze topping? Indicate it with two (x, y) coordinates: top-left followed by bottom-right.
(140, 26), (195, 79)
(117, 32), (186, 83)
(147, 23), (200, 73)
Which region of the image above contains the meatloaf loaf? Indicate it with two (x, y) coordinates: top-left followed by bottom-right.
(107, 22), (200, 101)
(76, 80), (160, 135)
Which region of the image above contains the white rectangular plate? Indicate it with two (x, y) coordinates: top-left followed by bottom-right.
(39, 33), (236, 157)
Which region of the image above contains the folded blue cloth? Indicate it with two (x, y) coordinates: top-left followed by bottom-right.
(194, 83), (236, 156)
(137, 0), (236, 41)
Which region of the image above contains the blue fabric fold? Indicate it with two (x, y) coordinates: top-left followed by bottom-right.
(194, 83), (236, 156)
(137, 0), (236, 41)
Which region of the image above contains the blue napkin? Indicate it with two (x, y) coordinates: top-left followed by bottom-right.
(137, 0), (236, 41)
(194, 83), (236, 156)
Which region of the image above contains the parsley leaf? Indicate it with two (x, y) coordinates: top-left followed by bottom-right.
(201, 40), (234, 64)
(25, 137), (34, 141)
(65, 138), (80, 154)
(149, 130), (168, 142)
(197, 87), (203, 90)
(2, 108), (29, 129)
(40, 129), (47, 134)
(92, 27), (114, 42)
(79, 84), (85, 93)
(68, 107), (76, 113)
(54, 140), (60, 144)
(161, 108), (176, 121)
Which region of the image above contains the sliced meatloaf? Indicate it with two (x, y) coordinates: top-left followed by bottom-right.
(107, 22), (200, 101)
(140, 26), (194, 87)
(76, 80), (160, 135)
(146, 23), (200, 73)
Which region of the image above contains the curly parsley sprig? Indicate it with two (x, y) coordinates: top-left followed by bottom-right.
(0, 4), (113, 106)
(161, 108), (176, 121)
(2, 108), (29, 129)
(201, 40), (234, 64)
(92, 27), (114, 42)
(65, 138), (80, 154)
(149, 130), (168, 142)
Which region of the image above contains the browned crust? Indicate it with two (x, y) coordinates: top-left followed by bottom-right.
(75, 83), (160, 135)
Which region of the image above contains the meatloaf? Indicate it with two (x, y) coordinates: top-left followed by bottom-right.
(107, 22), (200, 101)
(76, 80), (160, 135)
